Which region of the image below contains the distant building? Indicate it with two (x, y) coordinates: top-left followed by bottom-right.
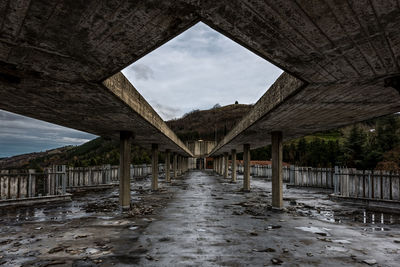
(186, 140), (216, 169)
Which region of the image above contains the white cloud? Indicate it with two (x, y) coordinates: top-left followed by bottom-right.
(122, 22), (282, 120)
(0, 110), (96, 157)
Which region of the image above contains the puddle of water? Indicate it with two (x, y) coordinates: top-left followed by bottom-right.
(325, 246), (348, 252)
(295, 226), (331, 236)
(297, 205), (400, 230)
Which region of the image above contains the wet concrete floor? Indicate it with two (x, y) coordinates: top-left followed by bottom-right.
(0, 170), (400, 266)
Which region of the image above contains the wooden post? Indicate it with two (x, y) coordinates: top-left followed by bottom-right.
(272, 131), (283, 209)
(28, 169), (35, 198)
(363, 169), (366, 198)
(390, 171), (393, 200)
(371, 170), (375, 199)
(231, 149), (237, 183)
(290, 165), (295, 185)
(119, 131), (132, 209)
(380, 170), (383, 200)
(243, 144), (251, 191)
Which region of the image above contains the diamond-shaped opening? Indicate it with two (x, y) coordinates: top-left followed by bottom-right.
(121, 22), (283, 121)
(0, 22), (284, 157)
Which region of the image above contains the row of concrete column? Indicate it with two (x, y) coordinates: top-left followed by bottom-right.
(119, 132), (189, 209)
(213, 131), (283, 209)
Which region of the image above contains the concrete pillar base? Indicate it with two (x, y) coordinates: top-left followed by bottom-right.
(272, 131), (283, 209)
(119, 131), (133, 209)
(120, 206), (130, 212)
(271, 207), (285, 212)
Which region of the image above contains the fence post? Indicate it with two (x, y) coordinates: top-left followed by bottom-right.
(62, 165), (66, 194)
(371, 170), (375, 199)
(334, 166), (339, 195)
(389, 171), (393, 200)
(290, 165), (295, 184)
(54, 166), (59, 195)
(106, 164), (111, 184)
(368, 172), (372, 199)
(47, 167), (52, 195)
(28, 169), (35, 198)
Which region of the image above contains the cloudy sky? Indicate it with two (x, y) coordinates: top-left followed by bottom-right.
(0, 22), (282, 158)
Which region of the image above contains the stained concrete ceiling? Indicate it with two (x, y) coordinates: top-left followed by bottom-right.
(0, 0), (399, 155)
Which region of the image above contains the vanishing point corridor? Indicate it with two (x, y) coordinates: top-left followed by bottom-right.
(1, 171), (399, 266)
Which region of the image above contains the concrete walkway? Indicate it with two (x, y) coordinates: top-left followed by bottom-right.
(0, 170), (399, 266)
(137, 170), (400, 266)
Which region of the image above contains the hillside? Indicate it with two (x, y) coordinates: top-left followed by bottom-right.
(0, 104), (252, 169)
(1, 104), (399, 171)
(167, 103), (252, 142)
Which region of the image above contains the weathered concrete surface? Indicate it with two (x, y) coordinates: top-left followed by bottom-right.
(209, 72), (400, 155)
(1, 171), (400, 266)
(1, 1), (400, 156)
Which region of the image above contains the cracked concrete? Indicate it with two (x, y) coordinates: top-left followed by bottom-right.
(1, 170), (399, 266)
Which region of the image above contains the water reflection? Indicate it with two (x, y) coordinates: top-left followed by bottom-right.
(297, 206), (400, 231)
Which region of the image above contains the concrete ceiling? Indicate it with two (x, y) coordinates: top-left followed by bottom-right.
(0, 0), (399, 156)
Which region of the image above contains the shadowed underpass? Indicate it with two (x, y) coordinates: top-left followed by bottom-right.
(1, 170), (400, 266)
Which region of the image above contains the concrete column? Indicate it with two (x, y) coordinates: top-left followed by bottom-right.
(213, 158), (216, 172)
(178, 156), (182, 175)
(243, 144), (250, 191)
(119, 131), (132, 209)
(220, 156), (224, 175)
(173, 153), (177, 178)
(272, 131), (283, 209)
(217, 157), (221, 175)
(219, 156), (222, 175)
(151, 144), (158, 191)
(231, 149), (237, 183)
(165, 150), (171, 183)
(224, 152), (229, 178)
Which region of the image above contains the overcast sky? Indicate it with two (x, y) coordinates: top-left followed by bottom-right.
(0, 22), (282, 158)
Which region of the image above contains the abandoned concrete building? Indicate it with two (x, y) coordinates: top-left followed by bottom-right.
(1, 0), (400, 266)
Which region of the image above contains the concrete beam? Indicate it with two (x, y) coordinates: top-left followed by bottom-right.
(271, 132), (283, 209)
(231, 149), (237, 183)
(119, 131), (132, 209)
(151, 144), (158, 191)
(209, 73), (400, 157)
(243, 144), (250, 192)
